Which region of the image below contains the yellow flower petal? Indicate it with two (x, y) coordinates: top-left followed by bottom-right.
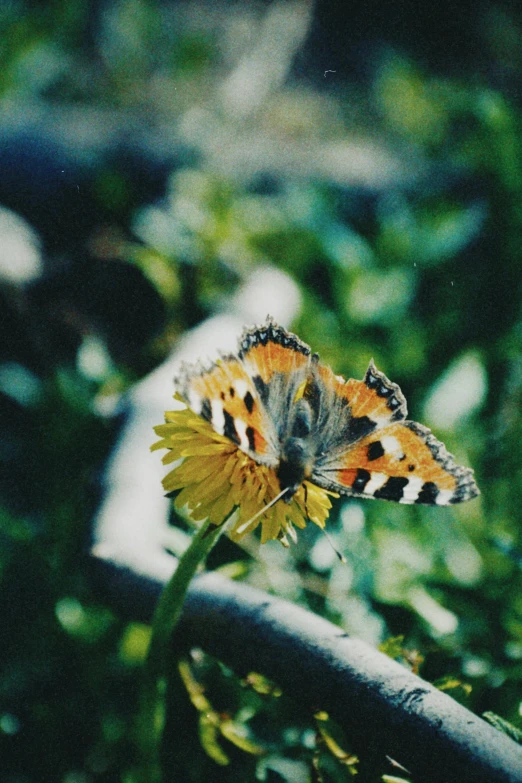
(152, 405), (335, 544)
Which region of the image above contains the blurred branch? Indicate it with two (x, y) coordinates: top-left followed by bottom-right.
(0, 102), (408, 189)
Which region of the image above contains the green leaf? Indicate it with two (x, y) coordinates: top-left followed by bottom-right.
(482, 712), (522, 744)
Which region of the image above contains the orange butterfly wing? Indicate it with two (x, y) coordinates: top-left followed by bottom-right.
(311, 362), (478, 505)
(176, 318), (312, 467)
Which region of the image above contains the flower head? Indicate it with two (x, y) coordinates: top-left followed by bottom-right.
(151, 398), (336, 544)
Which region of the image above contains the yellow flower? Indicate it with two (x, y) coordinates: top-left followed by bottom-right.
(151, 400), (336, 545)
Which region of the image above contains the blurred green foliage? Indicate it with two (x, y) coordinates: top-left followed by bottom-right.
(2, 1), (522, 781)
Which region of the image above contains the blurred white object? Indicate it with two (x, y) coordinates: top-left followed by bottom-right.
(408, 586), (458, 637)
(0, 207), (42, 284)
(423, 351), (487, 430)
(0, 362), (42, 407)
(220, 1), (312, 119)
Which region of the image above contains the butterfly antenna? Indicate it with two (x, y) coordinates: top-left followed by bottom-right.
(322, 527), (347, 564)
(234, 487), (290, 537)
(303, 482), (346, 563)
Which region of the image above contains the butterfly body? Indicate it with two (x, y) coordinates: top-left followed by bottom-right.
(276, 399), (315, 498)
(176, 317), (479, 507)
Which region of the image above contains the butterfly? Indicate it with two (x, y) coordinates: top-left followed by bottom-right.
(175, 317), (479, 507)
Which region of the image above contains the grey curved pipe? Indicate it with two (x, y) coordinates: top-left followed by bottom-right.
(91, 555), (522, 783)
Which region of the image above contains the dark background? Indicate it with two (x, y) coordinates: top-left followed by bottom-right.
(2, 1), (522, 781)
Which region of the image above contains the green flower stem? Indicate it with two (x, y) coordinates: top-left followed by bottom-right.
(137, 519), (225, 781)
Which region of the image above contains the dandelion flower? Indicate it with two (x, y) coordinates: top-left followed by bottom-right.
(152, 401), (335, 544)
